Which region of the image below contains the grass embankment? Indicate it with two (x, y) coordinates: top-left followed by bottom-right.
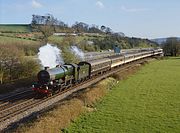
(13, 78), (117, 133)
(65, 58), (180, 133)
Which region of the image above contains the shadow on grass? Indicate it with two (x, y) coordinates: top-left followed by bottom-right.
(164, 56), (180, 60)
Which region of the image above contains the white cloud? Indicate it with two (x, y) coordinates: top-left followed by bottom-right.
(121, 5), (149, 12)
(32, 0), (43, 8)
(95, 1), (105, 9)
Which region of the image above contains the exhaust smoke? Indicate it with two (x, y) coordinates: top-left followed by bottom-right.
(70, 45), (85, 61)
(38, 43), (64, 68)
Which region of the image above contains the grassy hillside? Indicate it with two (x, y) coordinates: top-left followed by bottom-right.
(66, 57), (180, 133)
(0, 36), (41, 56)
(0, 24), (31, 33)
(0, 36), (39, 45)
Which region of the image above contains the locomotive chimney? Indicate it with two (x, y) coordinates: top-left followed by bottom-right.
(44, 67), (49, 70)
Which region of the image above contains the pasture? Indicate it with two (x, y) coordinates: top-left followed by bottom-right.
(0, 36), (41, 56)
(0, 36), (39, 45)
(66, 57), (180, 133)
(0, 24), (30, 33)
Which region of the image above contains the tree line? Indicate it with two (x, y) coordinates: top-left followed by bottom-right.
(92, 35), (157, 50)
(162, 37), (180, 56)
(31, 14), (117, 42)
(31, 14), (113, 33)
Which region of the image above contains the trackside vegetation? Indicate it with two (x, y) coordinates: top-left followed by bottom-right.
(65, 57), (180, 133)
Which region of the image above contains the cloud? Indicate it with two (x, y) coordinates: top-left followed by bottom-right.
(121, 5), (149, 12)
(32, 0), (43, 8)
(95, 1), (105, 9)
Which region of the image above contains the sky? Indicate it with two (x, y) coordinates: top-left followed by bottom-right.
(0, 0), (180, 39)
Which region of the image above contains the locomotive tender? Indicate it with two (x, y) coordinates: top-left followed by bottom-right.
(32, 48), (163, 96)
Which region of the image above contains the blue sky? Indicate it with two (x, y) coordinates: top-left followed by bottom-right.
(0, 0), (180, 39)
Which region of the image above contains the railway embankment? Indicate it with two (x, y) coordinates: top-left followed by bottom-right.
(11, 58), (147, 133)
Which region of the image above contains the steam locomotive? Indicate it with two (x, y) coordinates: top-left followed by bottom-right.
(32, 48), (163, 96)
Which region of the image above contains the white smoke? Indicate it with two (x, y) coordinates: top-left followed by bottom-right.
(38, 43), (64, 68)
(70, 46), (85, 61)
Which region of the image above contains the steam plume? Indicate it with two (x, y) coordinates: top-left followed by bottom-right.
(38, 43), (64, 68)
(70, 46), (85, 61)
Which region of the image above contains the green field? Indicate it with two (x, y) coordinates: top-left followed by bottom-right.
(0, 24), (30, 33)
(0, 36), (41, 56)
(0, 36), (39, 45)
(65, 58), (180, 133)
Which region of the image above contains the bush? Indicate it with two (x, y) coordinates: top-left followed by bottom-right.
(62, 47), (80, 63)
(18, 58), (40, 78)
(0, 44), (40, 84)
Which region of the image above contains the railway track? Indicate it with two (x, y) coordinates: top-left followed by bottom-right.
(0, 92), (34, 112)
(0, 89), (33, 104)
(0, 89), (34, 110)
(0, 57), (153, 131)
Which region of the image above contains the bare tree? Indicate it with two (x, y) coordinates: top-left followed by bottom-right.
(105, 27), (112, 34)
(0, 45), (23, 83)
(101, 25), (106, 32)
(31, 14), (57, 43)
(100, 25), (113, 34)
(72, 22), (89, 33)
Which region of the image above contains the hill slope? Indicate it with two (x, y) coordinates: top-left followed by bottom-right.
(151, 37), (180, 45)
